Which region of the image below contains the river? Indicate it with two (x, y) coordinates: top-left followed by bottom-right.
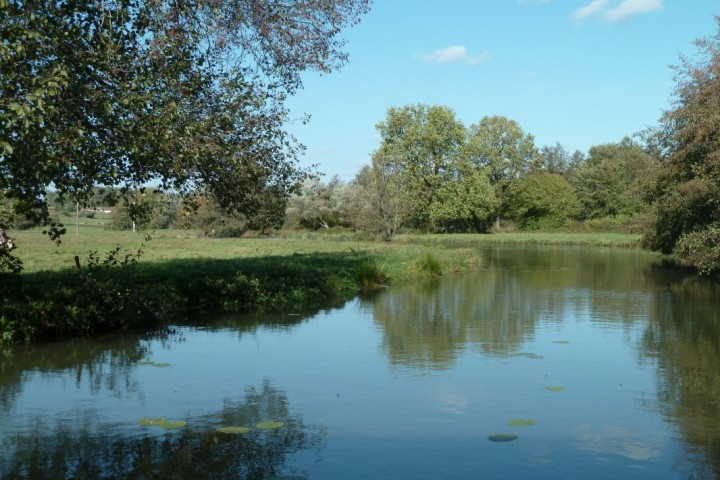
(1, 245), (719, 479)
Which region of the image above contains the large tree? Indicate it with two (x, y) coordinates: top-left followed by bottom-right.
(0, 0), (370, 272)
(643, 19), (720, 274)
(374, 104), (466, 230)
(462, 115), (538, 228)
(572, 138), (656, 220)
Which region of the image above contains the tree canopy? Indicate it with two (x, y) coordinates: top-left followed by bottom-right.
(643, 18), (720, 274)
(462, 116), (538, 227)
(0, 0), (370, 271)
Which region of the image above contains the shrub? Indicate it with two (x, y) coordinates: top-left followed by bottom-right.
(674, 225), (720, 275)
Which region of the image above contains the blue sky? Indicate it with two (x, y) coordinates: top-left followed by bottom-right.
(285, 1), (718, 180)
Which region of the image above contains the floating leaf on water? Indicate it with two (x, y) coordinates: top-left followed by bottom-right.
(553, 340), (570, 344)
(161, 420), (186, 429)
(138, 417), (186, 429)
(256, 421), (284, 430)
(138, 417), (166, 427)
(507, 418), (536, 427)
(545, 386), (565, 392)
(487, 433), (519, 443)
(217, 426), (251, 434)
(137, 361), (171, 368)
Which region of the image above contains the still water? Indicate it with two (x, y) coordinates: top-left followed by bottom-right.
(2, 246), (720, 479)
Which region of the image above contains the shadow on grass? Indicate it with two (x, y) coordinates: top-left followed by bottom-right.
(0, 251), (377, 344)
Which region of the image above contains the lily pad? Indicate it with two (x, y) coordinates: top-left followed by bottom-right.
(507, 418), (536, 427)
(138, 417), (186, 429)
(217, 426), (251, 434)
(137, 360), (171, 368)
(545, 386), (565, 392)
(256, 421), (284, 430)
(487, 433), (519, 443)
(553, 340), (570, 344)
(138, 417), (166, 427)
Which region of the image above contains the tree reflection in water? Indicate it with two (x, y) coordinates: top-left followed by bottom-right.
(1, 379), (324, 480)
(640, 276), (720, 478)
(369, 246), (678, 370)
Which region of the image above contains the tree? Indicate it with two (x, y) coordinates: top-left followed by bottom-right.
(643, 19), (720, 275)
(428, 162), (498, 233)
(285, 176), (348, 230)
(571, 138), (656, 220)
(374, 104), (466, 230)
(505, 173), (579, 229)
(533, 142), (573, 175)
(462, 116), (538, 228)
(0, 0), (370, 271)
(345, 155), (413, 241)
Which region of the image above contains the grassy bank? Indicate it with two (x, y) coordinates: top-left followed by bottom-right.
(2, 228), (640, 344)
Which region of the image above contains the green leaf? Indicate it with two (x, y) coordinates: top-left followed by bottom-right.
(507, 418), (536, 427)
(138, 417), (186, 429)
(544, 386), (565, 392)
(256, 421), (284, 430)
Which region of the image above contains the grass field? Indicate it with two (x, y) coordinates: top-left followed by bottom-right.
(10, 226), (642, 274)
(2, 226), (643, 344)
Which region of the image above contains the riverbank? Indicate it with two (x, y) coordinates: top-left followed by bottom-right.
(1, 229), (642, 344)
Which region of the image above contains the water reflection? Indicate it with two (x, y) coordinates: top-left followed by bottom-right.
(1, 379), (325, 479)
(369, 246), (679, 370)
(0, 331), (162, 412)
(639, 276), (720, 478)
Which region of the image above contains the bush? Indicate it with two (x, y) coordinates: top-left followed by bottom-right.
(674, 225), (720, 275)
(584, 213), (652, 234)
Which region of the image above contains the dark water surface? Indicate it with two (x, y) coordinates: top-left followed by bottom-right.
(2, 246), (720, 479)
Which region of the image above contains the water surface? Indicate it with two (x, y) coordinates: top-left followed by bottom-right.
(2, 246), (719, 479)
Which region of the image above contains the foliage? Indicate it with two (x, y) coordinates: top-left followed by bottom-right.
(533, 142), (574, 174)
(582, 213), (652, 234)
(571, 138), (656, 220)
(374, 104), (467, 230)
(643, 20), (720, 271)
(674, 224), (720, 275)
(428, 162), (498, 233)
(356, 258), (388, 289)
(110, 190), (179, 231)
(285, 176), (349, 230)
(345, 158), (413, 241)
(0, 0), (370, 271)
(463, 116), (539, 226)
(505, 173), (579, 230)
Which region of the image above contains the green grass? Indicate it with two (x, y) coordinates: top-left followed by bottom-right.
(1, 227), (641, 344)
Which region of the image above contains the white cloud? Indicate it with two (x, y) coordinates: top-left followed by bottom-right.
(419, 46), (490, 66)
(603, 0), (662, 21)
(570, 0), (608, 21)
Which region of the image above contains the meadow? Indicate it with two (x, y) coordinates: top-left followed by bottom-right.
(2, 221), (642, 344)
